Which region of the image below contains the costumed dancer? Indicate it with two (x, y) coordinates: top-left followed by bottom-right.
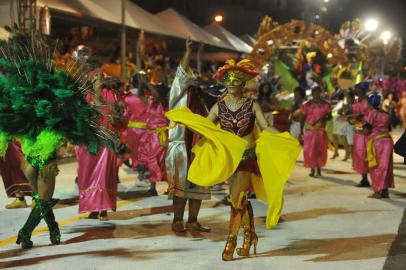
(341, 90), (355, 161)
(76, 73), (125, 221)
(302, 86), (332, 177)
(0, 32), (117, 248)
(208, 60), (273, 261)
(123, 75), (148, 178)
(289, 86), (306, 141)
(257, 81), (277, 129)
(363, 94), (394, 198)
(166, 38), (214, 233)
(126, 73), (169, 196)
(166, 59), (300, 261)
(382, 92), (398, 128)
(332, 90), (353, 161)
(331, 93), (348, 160)
(349, 82), (370, 187)
(0, 142), (31, 208)
(399, 91), (406, 128)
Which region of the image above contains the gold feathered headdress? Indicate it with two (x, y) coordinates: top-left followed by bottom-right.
(213, 59), (258, 82)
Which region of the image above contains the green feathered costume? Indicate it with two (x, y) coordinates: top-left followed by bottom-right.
(0, 31), (117, 169)
(0, 31), (120, 249)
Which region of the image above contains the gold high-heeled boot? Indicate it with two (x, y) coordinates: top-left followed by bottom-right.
(236, 201), (258, 256)
(222, 235), (237, 261)
(222, 204), (243, 261)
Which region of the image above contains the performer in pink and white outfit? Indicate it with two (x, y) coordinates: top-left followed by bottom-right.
(350, 82), (370, 187)
(0, 142), (32, 209)
(123, 87), (148, 171)
(124, 74), (168, 196)
(135, 96), (168, 195)
(362, 93), (394, 199)
(76, 85), (124, 220)
(302, 86), (332, 177)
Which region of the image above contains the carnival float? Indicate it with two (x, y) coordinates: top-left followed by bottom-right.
(248, 16), (404, 132)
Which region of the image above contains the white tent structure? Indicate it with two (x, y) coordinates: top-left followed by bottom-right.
(155, 8), (233, 50)
(0, 1), (232, 49)
(239, 34), (257, 46)
(204, 23), (252, 53)
(0, 0), (184, 38)
(36, 0), (184, 38)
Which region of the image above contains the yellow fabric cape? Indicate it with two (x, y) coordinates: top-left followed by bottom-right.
(165, 106), (301, 229)
(253, 131), (301, 228)
(165, 107), (247, 184)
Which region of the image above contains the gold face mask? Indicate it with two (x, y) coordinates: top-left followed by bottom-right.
(225, 71), (244, 87)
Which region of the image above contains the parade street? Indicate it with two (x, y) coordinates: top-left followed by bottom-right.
(0, 130), (405, 270)
(0, 0), (405, 269)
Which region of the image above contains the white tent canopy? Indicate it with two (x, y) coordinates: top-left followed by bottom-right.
(204, 23), (252, 53)
(0, 1), (233, 49)
(0, 0), (184, 38)
(36, 0), (184, 38)
(239, 34), (257, 46)
(155, 8), (232, 50)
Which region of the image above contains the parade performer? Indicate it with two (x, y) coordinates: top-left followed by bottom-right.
(122, 75), (149, 180)
(290, 86), (306, 140)
(341, 91), (355, 161)
(331, 91), (353, 161)
(0, 32), (117, 248)
(302, 86), (332, 177)
(0, 142), (31, 208)
(331, 93), (348, 160)
(165, 59), (300, 261)
(166, 39), (215, 233)
(363, 94), (394, 198)
(76, 75), (125, 220)
(349, 82), (370, 187)
(125, 73), (169, 196)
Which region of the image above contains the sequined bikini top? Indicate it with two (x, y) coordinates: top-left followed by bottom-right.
(218, 98), (255, 137)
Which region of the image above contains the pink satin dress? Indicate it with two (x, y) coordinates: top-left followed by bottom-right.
(0, 142), (31, 197)
(136, 97), (168, 183)
(76, 89), (120, 213)
(122, 93), (148, 169)
(303, 100), (332, 168)
(352, 99), (369, 174)
(364, 110), (394, 192)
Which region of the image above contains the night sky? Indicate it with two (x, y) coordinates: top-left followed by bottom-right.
(135, 0), (406, 59)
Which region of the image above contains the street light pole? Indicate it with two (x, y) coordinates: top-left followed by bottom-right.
(381, 31), (392, 76)
(120, 0), (126, 84)
(16, 0), (37, 32)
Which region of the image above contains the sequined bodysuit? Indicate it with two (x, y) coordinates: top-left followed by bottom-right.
(218, 98), (255, 137)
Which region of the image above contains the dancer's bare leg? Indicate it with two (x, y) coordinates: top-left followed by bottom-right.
(342, 136), (350, 161)
(17, 161), (60, 248)
(331, 134), (339, 159)
(222, 171), (250, 261)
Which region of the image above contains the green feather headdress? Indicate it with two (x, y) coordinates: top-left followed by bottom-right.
(0, 31), (119, 168)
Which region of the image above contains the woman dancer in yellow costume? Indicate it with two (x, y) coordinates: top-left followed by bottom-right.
(165, 59), (300, 261)
(207, 60), (279, 260)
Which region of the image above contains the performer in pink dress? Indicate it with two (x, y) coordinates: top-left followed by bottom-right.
(362, 94), (394, 199)
(350, 82), (370, 187)
(123, 86), (148, 171)
(76, 85), (123, 220)
(302, 86), (332, 177)
(124, 74), (168, 196)
(0, 142), (32, 209)
(135, 96), (168, 195)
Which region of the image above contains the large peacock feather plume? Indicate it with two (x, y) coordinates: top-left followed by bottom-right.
(0, 30), (118, 168)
